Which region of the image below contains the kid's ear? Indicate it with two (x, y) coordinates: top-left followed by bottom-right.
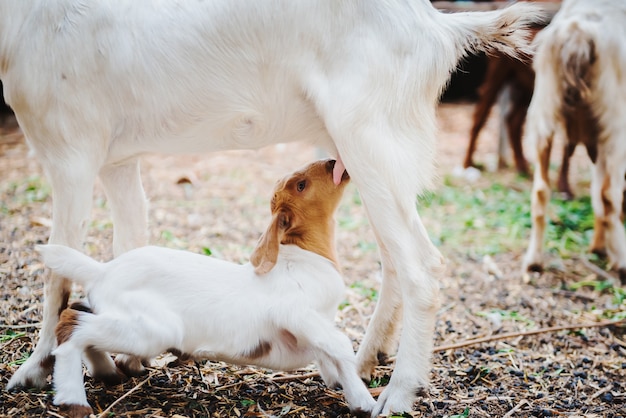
(250, 210), (290, 275)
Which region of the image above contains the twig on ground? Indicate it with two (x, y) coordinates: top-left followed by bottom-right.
(0, 323), (42, 329)
(261, 319), (625, 385)
(433, 319), (625, 352)
(579, 254), (619, 283)
(502, 399), (529, 418)
(368, 386), (385, 397)
(588, 385), (612, 401)
(96, 373), (154, 418)
(270, 371), (320, 383)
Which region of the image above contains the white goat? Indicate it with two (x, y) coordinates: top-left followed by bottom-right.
(37, 159), (378, 417)
(522, 0), (626, 283)
(2, 1), (544, 414)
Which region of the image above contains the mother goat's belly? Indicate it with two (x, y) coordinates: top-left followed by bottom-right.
(105, 100), (332, 163)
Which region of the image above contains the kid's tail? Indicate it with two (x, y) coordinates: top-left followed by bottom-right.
(36, 245), (104, 287)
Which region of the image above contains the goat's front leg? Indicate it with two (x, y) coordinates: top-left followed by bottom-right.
(291, 316), (375, 416)
(99, 159), (148, 256)
(464, 57), (511, 170)
(7, 159), (97, 390)
(98, 159), (149, 377)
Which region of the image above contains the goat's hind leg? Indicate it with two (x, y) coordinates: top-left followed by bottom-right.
(522, 119), (555, 273)
(364, 201), (442, 416)
(52, 309), (95, 415)
(592, 150), (626, 283)
(335, 133), (443, 415)
(7, 156), (98, 390)
(355, 225), (402, 380)
(53, 309), (175, 413)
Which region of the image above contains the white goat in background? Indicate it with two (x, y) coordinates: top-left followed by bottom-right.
(523, 0), (626, 283)
(2, 1), (544, 414)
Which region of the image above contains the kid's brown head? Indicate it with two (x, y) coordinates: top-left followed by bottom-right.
(250, 159), (349, 274)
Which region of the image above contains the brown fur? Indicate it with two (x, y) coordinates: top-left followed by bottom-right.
(55, 309), (81, 345)
(60, 403), (94, 418)
(68, 301), (93, 313)
(250, 159), (349, 274)
(57, 288), (70, 316)
(464, 23), (598, 200)
(280, 329), (298, 351)
(39, 354), (55, 373)
(242, 340), (272, 360)
(168, 348), (193, 362)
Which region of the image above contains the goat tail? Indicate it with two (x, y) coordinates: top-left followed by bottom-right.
(557, 22), (596, 107)
(442, 2), (548, 60)
(36, 244), (104, 286)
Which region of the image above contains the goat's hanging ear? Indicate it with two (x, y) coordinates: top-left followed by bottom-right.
(250, 210), (290, 275)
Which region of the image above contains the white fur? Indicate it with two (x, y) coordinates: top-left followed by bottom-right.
(2, 1), (544, 414)
(523, 0), (626, 280)
(40, 243), (376, 413)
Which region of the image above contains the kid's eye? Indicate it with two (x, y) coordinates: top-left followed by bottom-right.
(297, 180), (306, 192)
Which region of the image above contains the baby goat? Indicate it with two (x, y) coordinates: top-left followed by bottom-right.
(523, 0), (626, 282)
(38, 160), (376, 417)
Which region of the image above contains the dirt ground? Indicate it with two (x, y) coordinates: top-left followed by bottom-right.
(0, 104), (624, 417)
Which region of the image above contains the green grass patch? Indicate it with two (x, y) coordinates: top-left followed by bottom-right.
(4, 175), (51, 204)
(417, 176), (604, 258)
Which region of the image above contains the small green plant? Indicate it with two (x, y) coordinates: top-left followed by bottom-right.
(350, 281), (379, 301)
(450, 407), (471, 418)
(161, 230), (175, 241)
(240, 399), (256, 407)
(368, 376), (390, 388)
(9, 176), (52, 203)
(569, 279), (626, 319)
(476, 309), (535, 327)
(1, 330), (26, 342)
(9, 353), (29, 366)
(202, 246), (212, 256)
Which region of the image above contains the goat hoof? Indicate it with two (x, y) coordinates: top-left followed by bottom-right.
(350, 407), (373, 418)
(590, 247), (607, 259)
(94, 368), (129, 386)
(618, 268), (626, 286)
(60, 404), (94, 418)
(7, 355), (54, 390)
(526, 263), (543, 273)
(114, 354), (147, 377)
